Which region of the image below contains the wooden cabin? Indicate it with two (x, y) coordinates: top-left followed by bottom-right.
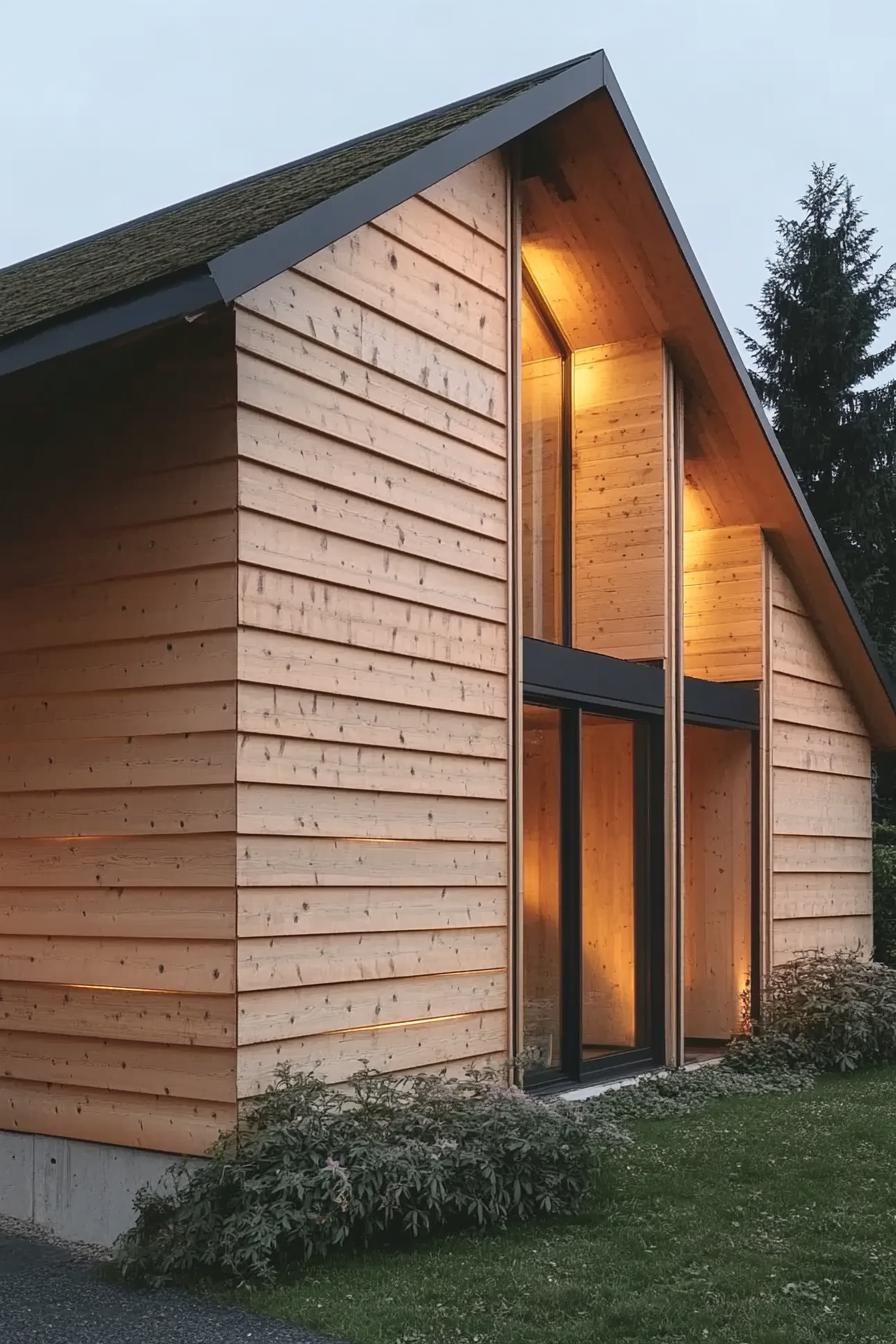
(1, 50), (894, 1240)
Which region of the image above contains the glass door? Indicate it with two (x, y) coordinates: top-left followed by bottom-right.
(521, 700), (661, 1086)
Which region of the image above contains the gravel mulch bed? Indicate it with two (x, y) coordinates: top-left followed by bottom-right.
(0, 1216), (339, 1344)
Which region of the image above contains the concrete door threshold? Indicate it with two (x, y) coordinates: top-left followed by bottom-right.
(559, 1055), (722, 1101)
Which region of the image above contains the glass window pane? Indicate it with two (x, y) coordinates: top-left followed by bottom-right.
(580, 713), (638, 1059)
(522, 703), (562, 1073)
(521, 290), (563, 643)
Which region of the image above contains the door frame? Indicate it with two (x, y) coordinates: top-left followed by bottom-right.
(519, 637), (761, 1088)
(520, 689), (665, 1090)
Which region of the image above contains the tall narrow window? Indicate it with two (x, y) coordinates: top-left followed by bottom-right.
(521, 288), (564, 643)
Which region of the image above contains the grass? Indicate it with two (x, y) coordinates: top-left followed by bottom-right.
(230, 1068), (896, 1344)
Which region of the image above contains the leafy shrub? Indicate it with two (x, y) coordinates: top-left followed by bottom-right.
(721, 1026), (815, 1076)
(739, 950), (896, 1073)
(115, 1065), (608, 1285)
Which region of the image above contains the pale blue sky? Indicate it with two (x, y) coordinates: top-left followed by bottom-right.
(2, 0), (894, 349)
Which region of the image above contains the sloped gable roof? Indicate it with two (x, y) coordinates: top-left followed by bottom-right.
(0, 52), (599, 370)
(2, 48), (894, 742)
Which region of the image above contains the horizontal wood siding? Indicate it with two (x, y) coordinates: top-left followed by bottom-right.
(0, 320), (238, 1153)
(683, 524), (762, 681)
(234, 155), (510, 1094)
(767, 550), (873, 962)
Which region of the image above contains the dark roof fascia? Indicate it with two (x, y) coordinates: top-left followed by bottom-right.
(597, 60), (896, 724)
(0, 267), (222, 379)
(207, 51), (608, 300)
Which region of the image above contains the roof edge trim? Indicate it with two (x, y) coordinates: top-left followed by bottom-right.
(0, 268), (223, 379)
(596, 62), (896, 721)
(208, 51), (607, 300)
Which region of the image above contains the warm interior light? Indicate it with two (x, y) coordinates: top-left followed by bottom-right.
(336, 1010), (479, 1037)
(60, 983), (190, 996)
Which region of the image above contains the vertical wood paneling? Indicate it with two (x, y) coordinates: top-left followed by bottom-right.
(683, 725), (752, 1038)
(767, 547), (873, 962)
(234, 155), (511, 1094)
(0, 318), (238, 1153)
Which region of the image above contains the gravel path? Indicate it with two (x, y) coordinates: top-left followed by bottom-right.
(0, 1218), (338, 1344)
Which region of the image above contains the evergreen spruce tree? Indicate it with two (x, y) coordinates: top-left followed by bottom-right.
(741, 164), (896, 670)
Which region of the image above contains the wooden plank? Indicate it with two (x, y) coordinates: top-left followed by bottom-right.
(236, 307), (504, 455)
(0, 834), (236, 888)
(238, 456), (506, 578)
(396, 1051), (506, 1082)
(0, 887), (234, 939)
(572, 343), (665, 662)
(239, 271), (505, 423)
(683, 725), (752, 1039)
(237, 361), (507, 499)
(237, 683), (507, 759)
(237, 1009), (507, 1096)
(0, 1078), (233, 1155)
(237, 782), (506, 842)
(772, 672), (867, 735)
(237, 884), (506, 938)
(295, 227), (506, 371)
(238, 407), (506, 540)
(684, 648), (763, 680)
(0, 936), (235, 993)
(0, 784), (234, 838)
(238, 565), (507, 673)
(772, 767), (871, 839)
(772, 725), (871, 778)
(238, 836), (507, 888)
(772, 872), (873, 921)
(238, 512), (506, 624)
(418, 155), (507, 246)
(0, 567), (235, 654)
(0, 684), (236, 742)
(663, 353), (685, 1065)
(772, 914), (872, 961)
(0, 632), (236, 697)
(372, 197), (506, 295)
(35, 460), (237, 532)
(773, 834), (872, 873)
(580, 718), (637, 1048)
(0, 732), (234, 792)
(238, 969), (507, 1044)
(238, 630), (506, 718)
(772, 607), (842, 686)
(683, 525), (762, 683)
(4, 512), (236, 589)
(770, 560), (806, 615)
(0, 981), (234, 1046)
(0, 1032), (235, 1102)
(236, 733), (506, 798)
(238, 927), (507, 992)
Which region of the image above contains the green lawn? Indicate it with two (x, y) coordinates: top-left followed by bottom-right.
(233, 1069), (896, 1344)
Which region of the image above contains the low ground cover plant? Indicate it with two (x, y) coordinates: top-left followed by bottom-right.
(115, 951), (896, 1287)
